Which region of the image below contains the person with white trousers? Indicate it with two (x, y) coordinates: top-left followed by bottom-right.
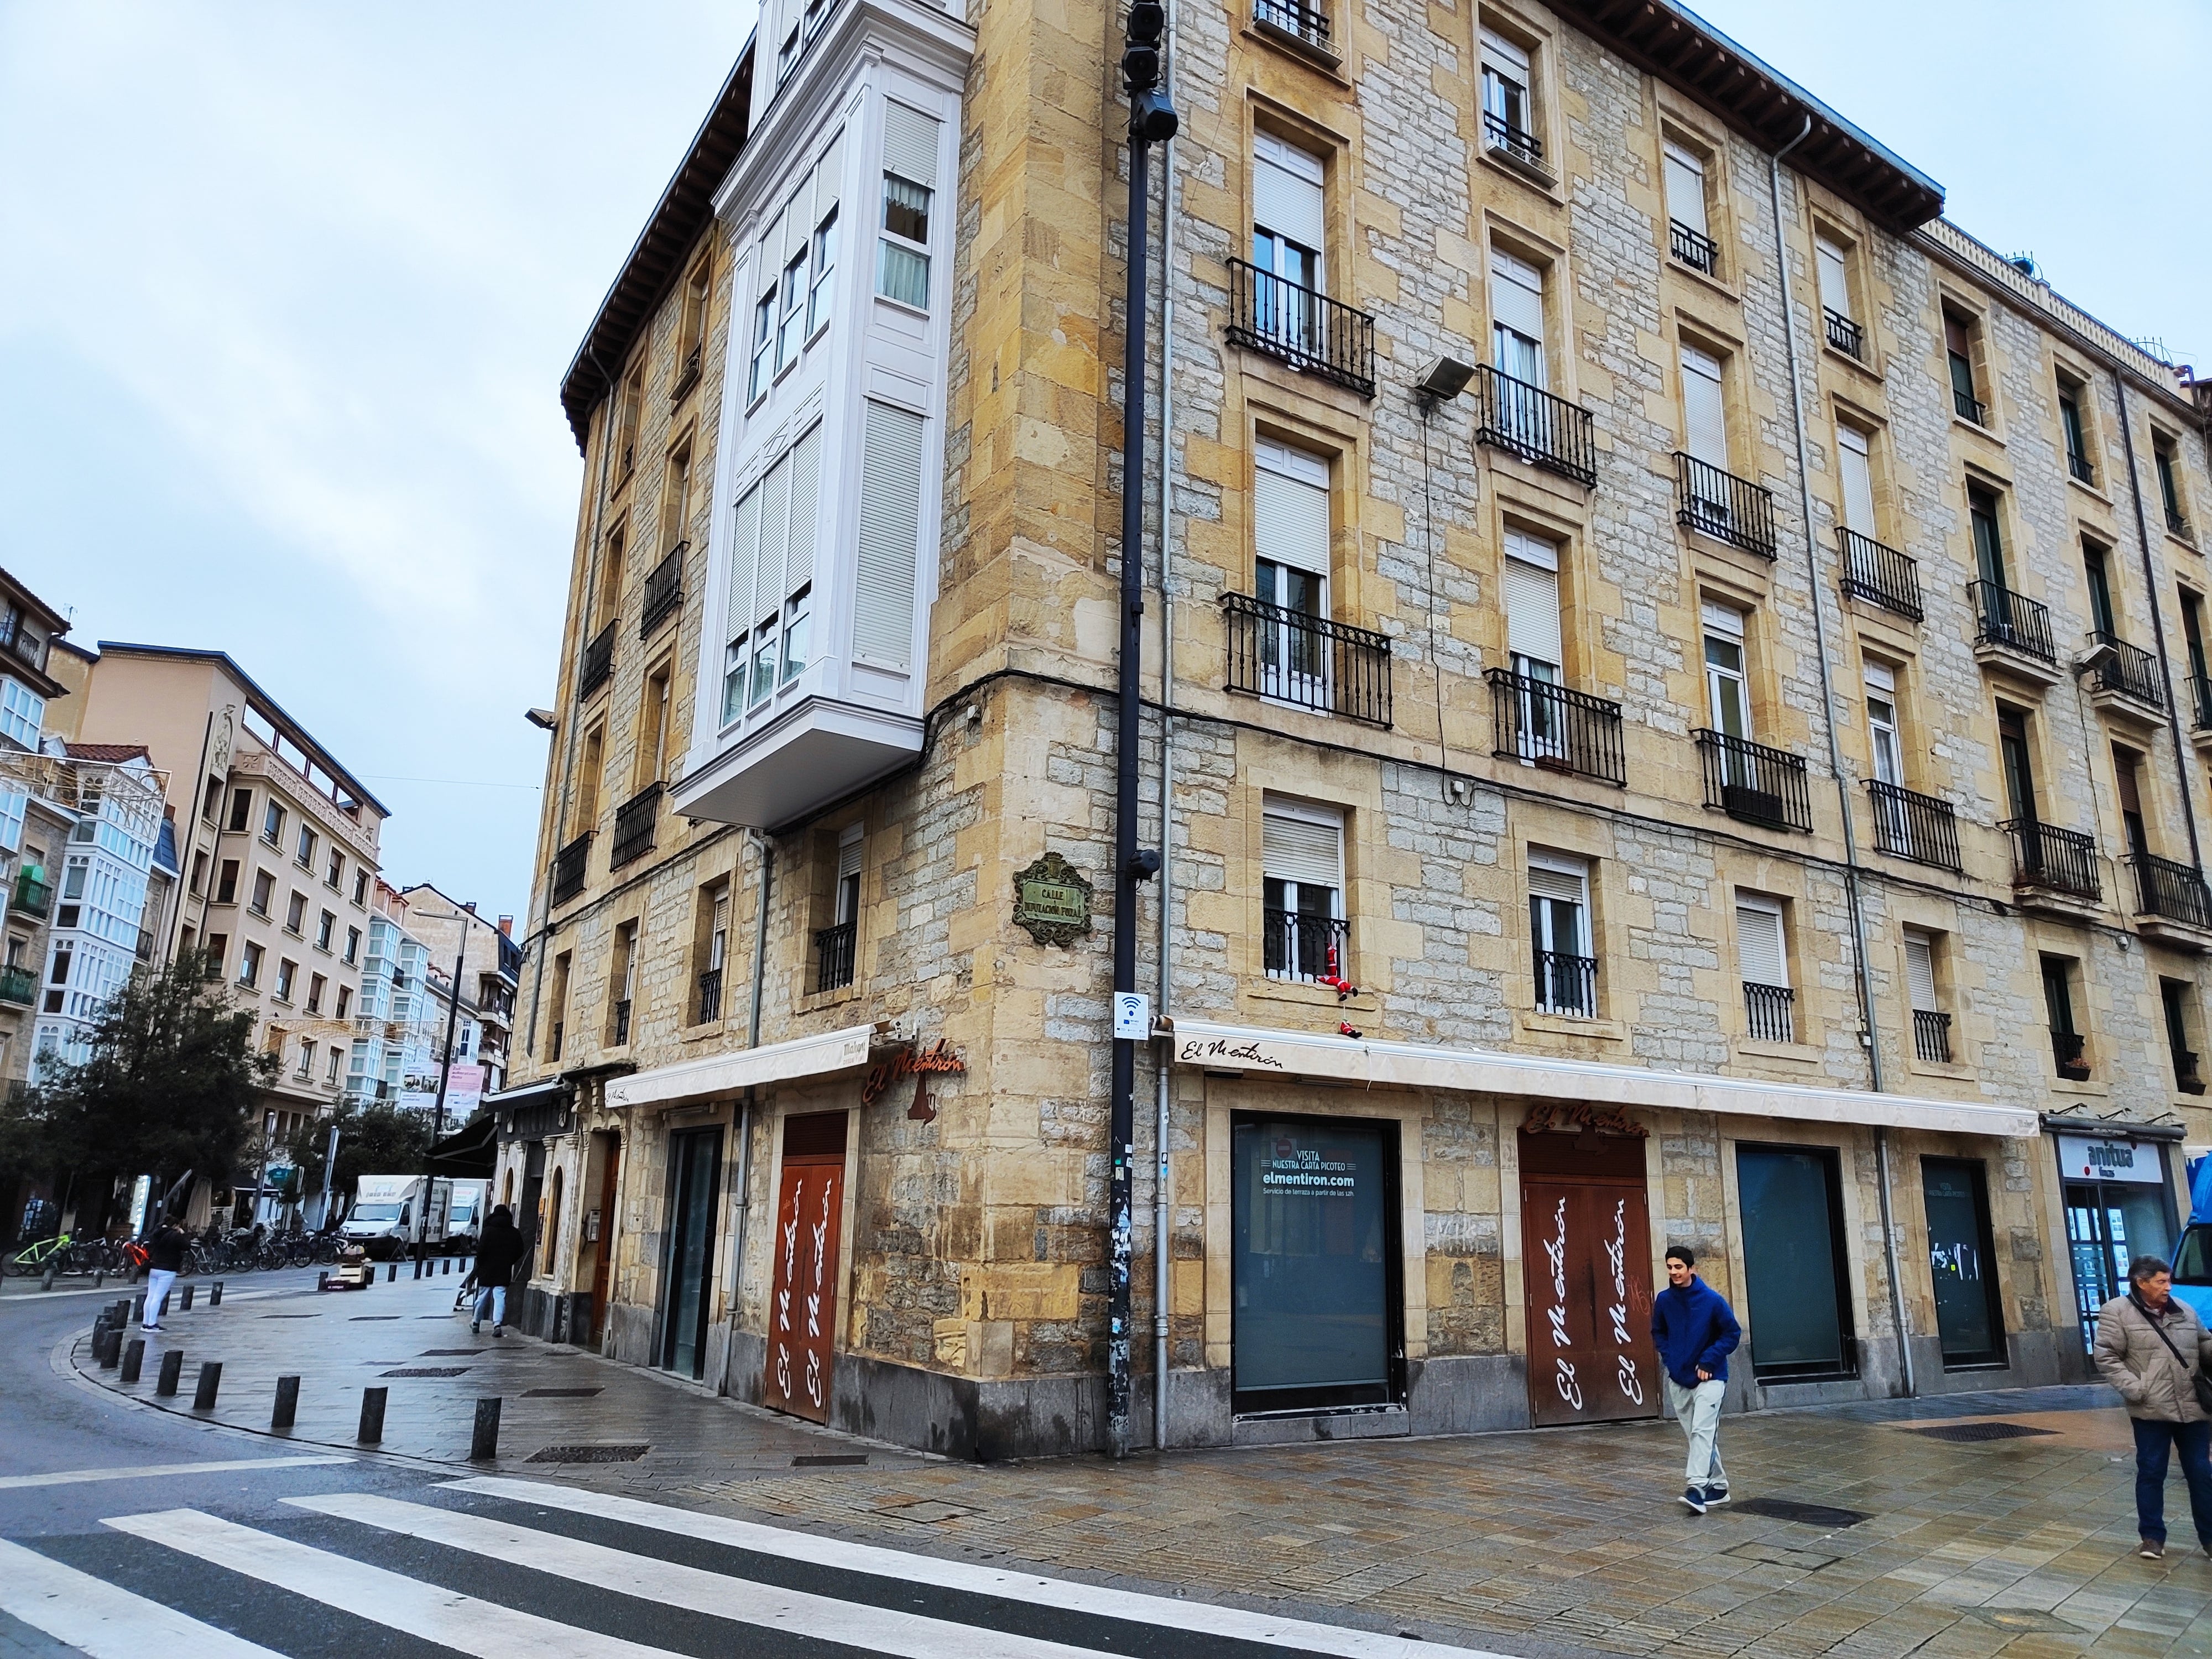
(141, 1216), (187, 1332)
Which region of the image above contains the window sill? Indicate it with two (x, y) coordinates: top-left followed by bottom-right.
(1478, 140), (1558, 196)
(1664, 251), (1739, 305)
(1249, 979), (1379, 1014)
(873, 289), (932, 321)
(1820, 339), (1880, 382)
(1905, 1053), (1974, 1084)
(2048, 1075), (2109, 1099)
(2167, 527), (2202, 557)
(2065, 471), (2111, 509)
(1950, 411), (2005, 446)
(1733, 1036), (1821, 1066)
(1243, 15), (1344, 75)
(1516, 1010), (1625, 1042)
(800, 983), (862, 1014)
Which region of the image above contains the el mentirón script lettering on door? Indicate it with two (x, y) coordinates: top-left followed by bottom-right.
(764, 1154), (845, 1425)
(1519, 1178), (1658, 1427)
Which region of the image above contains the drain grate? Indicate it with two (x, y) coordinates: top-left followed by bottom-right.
(380, 1366), (469, 1378)
(792, 1454), (868, 1467)
(1733, 1496), (1870, 1529)
(523, 1387), (604, 1399)
(1906, 1421), (2057, 1444)
(420, 1349), (484, 1357)
(529, 1444), (650, 1464)
(260, 1313), (317, 1319)
(349, 1316), (400, 1322)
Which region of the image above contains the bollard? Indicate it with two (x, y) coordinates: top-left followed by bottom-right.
(412, 1256), (422, 1281)
(40, 1262), (56, 1292)
(191, 1361), (222, 1411)
(120, 1338), (144, 1383)
(317, 1271), (328, 1291)
(98, 1328), (121, 1368)
(94, 1269), (104, 1288)
(273, 1375), (299, 1431)
(133, 1293), (145, 1322)
(155, 1350), (184, 1397)
(442, 1256), (451, 1276)
(113, 1298), (131, 1325)
(358, 1386), (387, 1444)
(179, 1284), (195, 1312)
(387, 1262), (397, 1283)
(210, 1281), (223, 1307)
(469, 1396), (502, 1462)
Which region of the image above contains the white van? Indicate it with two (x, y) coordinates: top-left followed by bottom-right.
(444, 1180), (488, 1250)
(340, 1176), (451, 1259)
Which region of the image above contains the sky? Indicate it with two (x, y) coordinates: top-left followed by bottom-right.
(0, 1), (2202, 928)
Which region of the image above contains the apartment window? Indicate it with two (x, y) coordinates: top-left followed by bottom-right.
(2084, 542), (2119, 640)
(1503, 527), (1563, 688)
(1836, 425), (1878, 539)
(1969, 487), (2008, 591)
(2156, 436), (2191, 539)
(592, 525), (627, 635)
(853, 401), (926, 673)
(296, 1039), (316, 1080)
(1489, 249), (1545, 389)
(877, 103), (938, 309)
(2058, 379), (2094, 484)
(573, 723), (604, 836)
(749, 281), (776, 402)
(724, 424), (825, 720)
(326, 847), (344, 888)
(1944, 310), (1985, 423)
(326, 1044), (345, 1084)
(228, 788), (253, 832)
(660, 447), (692, 556)
(815, 827), (864, 993)
(1252, 132), (1326, 303)
(0, 682), (43, 750)
(2163, 980), (2205, 1093)
(204, 934), (227, 979)
(1528, 852), (1594, 1015)
(190, 851), (208, 896)
(1702, 601), (1751, 743)
(1736, 893), (1792, 1042)
(547, 951), (572, 1060)
(697, 883), (731, 1024)
(48, 946), (69, 986)
(2184, 592), (2211, 723)
(1904, 927), (1949, 1063)
(807, 205), (838, 335)
(2114, 744), (2150, 863)
(1997, 707), (2037, 824)
(615, 364), (643, 477)
(316, 910), (335, 951)
(677, 257), (711, 380)
(295, 824), (316, 867)
(610, 922), (639, 1046)
(1663, 139), (1715, 274)
(2043, 956), (2088, 1079)
(262, 799), (285, 846)
(239, 940), (263, 988)
(1478, 30), (1540, 165)
(202, 776), (223, 821)
(1815, 233), (1860, 357)
(1679, 343), (1728, 473)
(1261, 797), (1345, 983)
(344, 926), (361, 966)
(274, 958), (297, 1002)
(352, 868), (369, 906)
(335, 984), (352, 1020)
(307, 973), (326, 1014)
(216, 859), (240, 904)
(776, 244), (808, 371)
(1251, 439), (1332, 705)
(639, 661), (674, 786)
(285, 891), (307, 935)
(1865, 661), (1902, 789)
(249, 870), (274, 916)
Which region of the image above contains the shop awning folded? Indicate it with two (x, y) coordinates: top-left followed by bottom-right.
(1164, 1018), (2038, 1139)
(604, 1022), (882, 1113)
(482, 1077), (566, 1111)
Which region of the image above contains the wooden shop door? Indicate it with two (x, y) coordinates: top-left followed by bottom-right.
(587, 1131), (621, 1346)
(1517, 1128), (1660, 1427)
(763, 1112), (848, 1423)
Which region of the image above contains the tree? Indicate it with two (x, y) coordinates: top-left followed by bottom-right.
(14, 951), (278, 1212)
(285, 1099), (434, 1215)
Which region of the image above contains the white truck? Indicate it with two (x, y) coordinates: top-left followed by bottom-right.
(341, 1175), (451, 1260)
(443, 1180), (489, 1250)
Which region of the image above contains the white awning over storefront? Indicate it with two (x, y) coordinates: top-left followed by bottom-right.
(604, 1022), (882, 1113)
(1164, 1018), (2038, 1139)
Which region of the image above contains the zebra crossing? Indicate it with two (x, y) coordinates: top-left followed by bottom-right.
(2, 1476), (1504, 1659)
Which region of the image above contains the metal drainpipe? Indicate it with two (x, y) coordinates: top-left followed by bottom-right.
(2112, 369), (2205, 872)
(1150, 0), (1178, 1453)
(1767, 118), (1914, 1397)
(722, 828), (771, 1390)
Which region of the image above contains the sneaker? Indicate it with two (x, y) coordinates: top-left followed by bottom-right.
(1703, 1485), (1731, 1505)
(493, 1324), (504, 1338)
(1679, 1486), (1708, 1514)
(470, 1321), (481, 1334)
(2140, 1538), (2166, 1559)
(141, 1324), (161, 1333)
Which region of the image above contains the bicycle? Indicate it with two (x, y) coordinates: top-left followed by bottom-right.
(7, 1233), (72, 1277)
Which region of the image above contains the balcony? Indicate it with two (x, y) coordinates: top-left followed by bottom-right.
(813, 921), (857, 993)
(1472, 366), (1595, 486)
(551, 831), (592, 906)
(1867, 780), (1961, 872)
(641, 546), (685, 639)
(2177, 1048), (2205, 1095)
(2170, 510), (2195, 545)
(11, 872), (49, 918)
(1912, 1009), (1952, 1066)
(577, 622), (616, 701)
(612, 998), (632, 1047)
(696, 967), (723, 1025)
(1695, 730), (1812, 832)
(1670, 219), (1718, 276)
(2003, 818), (2100, 905)
(1225, 258), (1376, 397)
(1743, 982), (1795, 1044)
(2067, 451), (2096, 487)
(1823, 309), (1864, 360)
(2085, 630), (2166, 715)
(1222, 594), (1392, 726)
(1953, 385), (1987, 425)
(1480, 111), (1549, 180)
(1265, 907), (1349, 984)
(1533, 951), (1597, 1018)
(1674, 453), (1776, 557)
(2128, 853), (2212, 946)
(1838, 528), (1922, 622)
(2191, 675), (2212, 736)
(1251, 0), (1331, 53)
(1969, 581), (2060, 685)
(2052, 1029), (2090, 1082)
(609, 782), (662, 871)
(0, 964), (34, 1006)
(1486, 670), (1625, 787)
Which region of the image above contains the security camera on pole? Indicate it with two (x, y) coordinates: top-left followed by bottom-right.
(1108, 0), (1175, 1461)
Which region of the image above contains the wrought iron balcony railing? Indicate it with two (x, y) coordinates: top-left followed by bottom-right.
(1222, 593), (1392, 726)
(11, 872), (49, 917)
(1225, 258), (1376, 395)
(1913, 1009), (1952, 1065)
(549, 1020), (564, 1061)
(1823, 309), (1863, 359)
(2191, 673), (2212, 731)
(641, 545), (685, 638)
(1695, 729), (1812, 832)
(814, 921), (857, 993)
(1253, 0), (1329, 49)
(2002, 818), (2100, 900)
(2067, 451), (2096, 487)
(578, 622), (616, 700)
(1838, 527), (1922, 622)
(1533, 951), (1597, 1018)
(1674, 452), (1776, 557)
(0, 964), (34, 1006)
(1969, 580), (2057, 664)
(696, 967), (723, 1025)
(1481, 110), (1545, 171)
(2129, 853), (2212, 929)
(2088, 630), (2166, 709)
(1670, 219), (1718, 275)
(551, 832), (592, 906)
(1264, 907), (1348, 984)
(609, 782), (662, 871)
(2052, 1028), (2089, 1080)
(672, 343), (702, 400)
(1744, 982), (1796, 1044)
(2177, 1048), (2205, 1095)
(1486, 669), (1625, 786)
(1867, 780), (1961, 872)
(2170, 510), (2195, 544)
(1472, 366), (1595, 486)
(1953, 384), (1986, 424)
(612, 997), (632, 1047)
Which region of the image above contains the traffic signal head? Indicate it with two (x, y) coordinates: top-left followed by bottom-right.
(1127, 0), (1165, 44)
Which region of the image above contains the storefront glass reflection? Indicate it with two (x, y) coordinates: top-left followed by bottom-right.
(2057, 1134), (2174, 1351)
(1232, 1116), (1399, 1411)
(1922, 1156), (2006, 1368)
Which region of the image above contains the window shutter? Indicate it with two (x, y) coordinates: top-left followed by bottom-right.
(1904, 931), (1938, 1013)
(783, 421), (822, 599)
(1253, 135), (1326, 253)
(815, 129), (844, 218)
(1254, 442), (1331, 578)
(852, 400), (926, 667)
(784, 183), (810, 265)
(1479, 29), (1529, 78)
(1838, 426), (1876, 536)
(755, 450), (791, 627)
(836, 832), (864, 883)
(1262, 803), (1342, 891)
(1503, 550), (1563, 671)
(1527, 855), (1585, 906)
(1863, 659), (1895, 696)
(1681, 345), (1728, 469)
(1815, 237), (1850, 319)
(1700, 599), (1744, 639)
(1735, 899), (1786, 988)
(1489, 252), (1545, 344)
(883, 102), (938, 187)
(727, 484), (762, 646)
(1663, 142), (1707, 236)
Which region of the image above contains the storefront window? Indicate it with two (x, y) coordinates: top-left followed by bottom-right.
(2058, 1134), (2174, 1352)
(1231, 1115), (1401, 1413)
(1736, 1145), (1855, 1379)
(1922, 1157), (2006, 1368)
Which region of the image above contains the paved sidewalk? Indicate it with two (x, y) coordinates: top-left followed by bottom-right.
(66, 1280), (2212, 1658)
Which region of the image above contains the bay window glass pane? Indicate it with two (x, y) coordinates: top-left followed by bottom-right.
(877, 238), (930, 308)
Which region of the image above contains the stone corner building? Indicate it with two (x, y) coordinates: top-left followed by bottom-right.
(497, 0), (2212, 1457)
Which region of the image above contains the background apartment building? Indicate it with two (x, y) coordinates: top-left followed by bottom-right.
(500, 0), (2212, 1456)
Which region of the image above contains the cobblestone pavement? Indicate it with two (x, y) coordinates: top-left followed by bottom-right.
(66, 1276), (2212, 1658)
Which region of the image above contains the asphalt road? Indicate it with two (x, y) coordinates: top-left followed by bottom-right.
(0, 1272), (1505, 1659)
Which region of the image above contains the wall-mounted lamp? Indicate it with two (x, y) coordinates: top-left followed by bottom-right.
(1414, 355), (1475, 404)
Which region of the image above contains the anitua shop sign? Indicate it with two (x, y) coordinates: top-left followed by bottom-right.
(2055, 1133), (2161, 1185)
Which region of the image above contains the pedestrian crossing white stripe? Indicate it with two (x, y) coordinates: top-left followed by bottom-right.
(290, 1493), (1113, 1659)
(0, 1455), (352, 1490)
(450, 1476), (1507, 1659)
(101, 1508), (682, 1659)
(0, 1537), (283, 1658)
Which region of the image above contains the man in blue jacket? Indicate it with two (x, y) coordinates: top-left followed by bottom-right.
(1650, 1245), (1741, 1512)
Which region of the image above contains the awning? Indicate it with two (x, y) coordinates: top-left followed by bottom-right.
(424, 1113), (497, 1178)
(604, 1022), (882, 1113)
(1164, 1018), (2038, 1140)
(482, 1077), (567, 1111)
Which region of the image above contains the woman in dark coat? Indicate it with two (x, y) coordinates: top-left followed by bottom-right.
(471, 1206), (525, 1336)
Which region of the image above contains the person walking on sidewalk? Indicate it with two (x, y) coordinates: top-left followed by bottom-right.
(141, 1215), (186, 1333)
(2093, 1254), (2212, 1561)
(1650, 1245), (1740, 1514)
(471, 1206), (524, 1337)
